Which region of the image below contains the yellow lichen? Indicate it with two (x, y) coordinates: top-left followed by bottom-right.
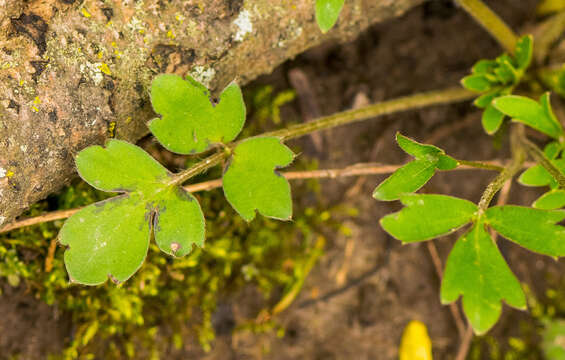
(81, 8), (92, 18)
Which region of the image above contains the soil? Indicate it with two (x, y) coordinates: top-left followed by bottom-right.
(2, 0), (561, 359)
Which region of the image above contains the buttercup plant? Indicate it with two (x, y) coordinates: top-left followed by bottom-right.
(3, 0), (565, 343)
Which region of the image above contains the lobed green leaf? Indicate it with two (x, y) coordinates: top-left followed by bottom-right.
(441, 222), (526, 335)
(223, 137), (294, 221)
(153, 188), (206, 257)
(149, 74), (246, 154)
(486, 205), (565, 257)
(59, 195), (151, 285)
(380, 194), (477, 242)
(76, 140), (170, 193)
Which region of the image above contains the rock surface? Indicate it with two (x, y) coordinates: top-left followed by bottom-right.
(0, 0), (423, 227)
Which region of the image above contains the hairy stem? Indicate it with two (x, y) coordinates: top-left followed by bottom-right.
(267, 87), (474, 141)
(456, 0), (518, 54)
(477, 127), (525, 213)
(457, 159), (505, 172)
(520, 135), (565, 188)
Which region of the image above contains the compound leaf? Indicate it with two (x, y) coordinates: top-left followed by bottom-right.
(61, 139), (206, 285)
(76, 140), (170, 193)
(59, 195), (151, 286)
(223, 137), (294, 221)
(482, 104), (505, 135)
(373, 160), (437, 201)
(153, 187), (206, 257)
(315, 0), (345, 33)
(493, 95), (563, 139)
(486, 205), (565, 257)
(149, 74), (245, 154)
(441, 222), (526, 335)
(380, 194), (477, 242)
(472, 60), (497, 75)
(533, 190), (565, 210)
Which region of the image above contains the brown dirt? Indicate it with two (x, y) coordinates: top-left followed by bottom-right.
(2, 0), (563, 359)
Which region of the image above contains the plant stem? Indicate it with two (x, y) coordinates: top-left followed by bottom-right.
(168, 151), (226, 186)
(457, 159), (504, 172)
(0, 160), (510, 233)
(520, 135), (565, 188)
(477, 127), (525, 213)
(456, 0), (518, 54)
(267, 87), (474, 141)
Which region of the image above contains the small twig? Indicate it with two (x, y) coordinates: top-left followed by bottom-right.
(455, 325), (475, 360)
(44, 238), (58, 273)
(456, 0), (518, 54)
(426, 241), (466, 338)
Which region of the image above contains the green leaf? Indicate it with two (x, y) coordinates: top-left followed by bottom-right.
(436, 155), (458, 170)
(472, 59), (497, 75)
(153, 188), (205, 257)
(380, 194), (477, 242)
(60, 140), (206, 285)
(461, 75), (493, 92)
(518, 165), (555, 187)
(395, 133), (442, 159)
(59, 195), (151, 285)
(514, 35), (533, 70)
(149, 74), (246, 154)
(544, 141), (562, 159)
(440, 222), (526, 335)
(315, 0), (345, 33)
(486, 205), (565, 257)
(493, 60), (517, 84)
(493, 95), (563, 139)
(76, 139), (170, 193)
(373, 160), (437, 201)
(533, 190), (565, 210)
(223, 137), (294, 221)
(482, 104), (505, 135)
(540, 92), (563, 135)
(474, 90), (500, 109)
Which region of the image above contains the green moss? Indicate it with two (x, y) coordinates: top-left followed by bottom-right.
(0, 86), (338, 359)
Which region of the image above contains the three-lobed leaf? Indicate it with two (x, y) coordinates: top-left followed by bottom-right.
(380, 194), (477, 242)
(223, 137), (294, 221)
(315, 0), (345, 33)
(485, 205), (565, 257)
(60, 140), (205, 285)
(441, 222), (526, 335)
(149, 74), (246, 154)
(373, 134), (458, 201)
